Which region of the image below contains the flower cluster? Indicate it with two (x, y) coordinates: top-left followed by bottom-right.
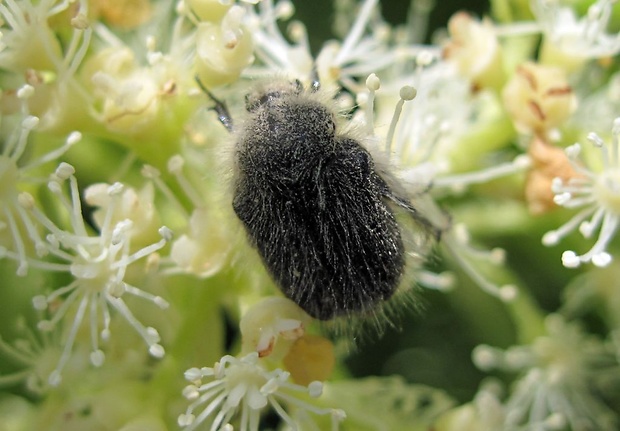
(1, 0), (620, 430)
(178, 352), (345, 431)
(543, 118), (620, 268)
(472, 315), (618, 430)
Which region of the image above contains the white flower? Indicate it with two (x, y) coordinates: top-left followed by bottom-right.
(11, 163), (172, 386)
(364, 73), (523, 301)
(193, 5), (255, 87)
(86, 44), (182, 134)
(532, 0), (620, 59)
(314, 0), (396, 89)
(376, 57), (470, 173)
(0, 0), (93, 131)
(84, 181), (160, 247)
(178, 352), (345, 431)
(473, 315), (618, 431)
(142, 155), (231, 278)
(501, 62), (576, 135)
(244, 0), (428, 91)
(239, 297), (310, 358)
(0, 0), (91, 76)
(443, 12), (505, 90)
(543, 117), (620, 268)
(0, 85), (80, 276)
(242, 0), (315, 80)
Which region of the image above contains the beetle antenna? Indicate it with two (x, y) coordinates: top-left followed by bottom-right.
(194, 76), (234, 132)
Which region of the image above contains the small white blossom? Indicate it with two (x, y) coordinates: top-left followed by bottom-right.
(178, 352), (345, 431)
(244, 0), (428, 92)
(12, 164), (172, 386)
(86, 43), (183, 134)
(364, 50), (498, 184)
(473, 315), (618, 431)
(0, 0), (91, 77)
(194, 5), (254, 87)
(532, 0), (620, 59)
(375, 57), (464, 171)
(543, 118), (620, 267)
(239, 297), (310, 358)
(142, 155), (231, 277)
(0, 89), (81, 276)
(364, 74), (523, 301)
(84, 181), (161, 245)
(315, 0), (394, 89)
(242, 0), (314, 80)
(502, 62), (576, 135)
(0, 0), (93, 131)
(443, 12), (505, 91)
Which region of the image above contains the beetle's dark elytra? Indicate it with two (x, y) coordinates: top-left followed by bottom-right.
(231, 82), (406, 320)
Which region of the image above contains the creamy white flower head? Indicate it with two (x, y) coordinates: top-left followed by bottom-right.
(0, 86), (81, 276)
(473, 315), (618, 430)
(532, 0), (620, 59)
(543, 117), (620, 268)
(86, 44), (181, 134)
(13, 164), (172, 386)
(178, 352), (345, 431)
